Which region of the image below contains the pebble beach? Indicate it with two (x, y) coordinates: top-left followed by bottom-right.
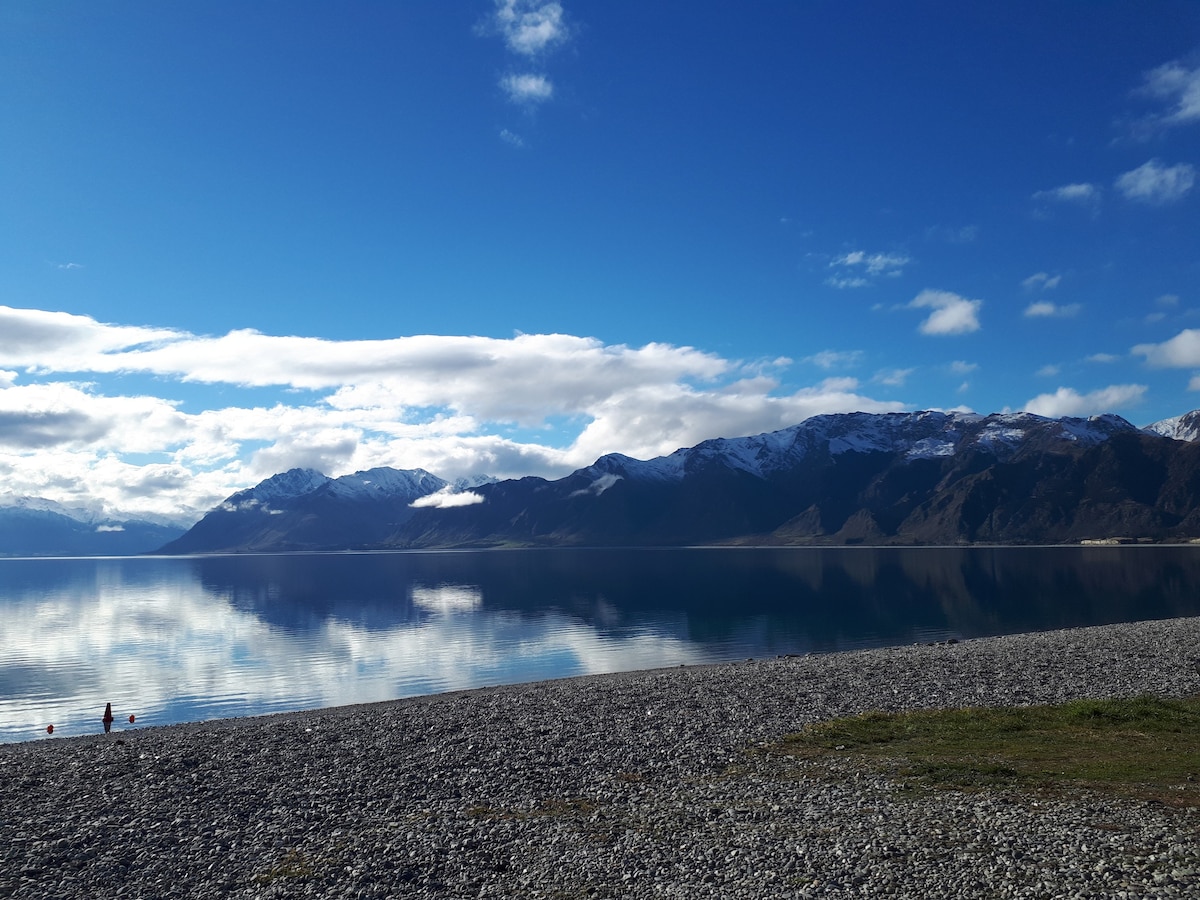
(3, 617), (1200, 899)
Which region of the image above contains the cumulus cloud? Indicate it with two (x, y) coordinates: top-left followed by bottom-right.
(0, 306), (913, 521)
(491, 0), (569, 56)
(500, 73), (553, 104)
(949, 360), (978, 375)
(1087, 353), (1121, 364)
(1115, 159), (1196, 204)
(1023, 384), (1147, 418)
(499, 128), (526, 148)
(486, 2), (570, 108)
(409, 488), (486, 509)
(1024, 301), (1081, 318)
(1133, 328), (1200, 368)
(909, 289), (982, 336)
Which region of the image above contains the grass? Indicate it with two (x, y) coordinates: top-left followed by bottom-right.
(467, 796), (600, 820)
(776, 694), (1200, 806)
(251, 848), (318, 884)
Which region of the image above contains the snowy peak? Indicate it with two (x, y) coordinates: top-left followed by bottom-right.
(452, 474), (500, 492)
(0, 493), (101, 523)
(323, 467), (447, 501)
(1145, 410), (1200, 442)
(580, 410), (1141, 488)
(219, 465), (484, 511)
(229, 468), (332, 506)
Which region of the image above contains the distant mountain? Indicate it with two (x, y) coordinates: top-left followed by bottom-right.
(0, 495), (188, 557)
(1145, 409), (1200, 442)
(159, 410), (1200, 552)
(158, 466), (457, 553)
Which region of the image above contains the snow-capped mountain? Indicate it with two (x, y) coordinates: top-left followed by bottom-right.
(160, 410), (1200, 553)
(1145, 410), (1200, 442)
(323, 467), (447, 501)
(0, 493), (188, 557)
(584, 411), (1138, 484)
(220, 468), (333, 511)
(161, 466), (469, 553)
(0, 493), (104, 522)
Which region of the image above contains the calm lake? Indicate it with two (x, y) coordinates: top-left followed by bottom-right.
(4, 546), (1200, 743)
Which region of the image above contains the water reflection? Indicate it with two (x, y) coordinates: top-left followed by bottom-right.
(3, 547), (1200, 742)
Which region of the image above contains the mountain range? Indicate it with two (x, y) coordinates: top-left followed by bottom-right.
(155, 409), (1200, 554)
(0, 495), (187, 557)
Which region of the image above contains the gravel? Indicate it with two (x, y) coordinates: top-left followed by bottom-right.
(3, 617), (1200, 898)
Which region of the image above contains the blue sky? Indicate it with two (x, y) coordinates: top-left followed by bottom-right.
(2, 1), (1199, 521)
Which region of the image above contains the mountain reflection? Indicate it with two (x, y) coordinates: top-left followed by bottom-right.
(4, 547), (1200, 742)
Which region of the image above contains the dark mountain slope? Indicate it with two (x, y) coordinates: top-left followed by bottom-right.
(159, 411), (1200, 553)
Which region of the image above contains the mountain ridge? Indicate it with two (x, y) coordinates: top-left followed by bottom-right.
(0, 494), (188, 557)
(155, 409), (1200, 553)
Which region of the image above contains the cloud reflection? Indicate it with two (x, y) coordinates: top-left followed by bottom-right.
(0, 560), (713, 742)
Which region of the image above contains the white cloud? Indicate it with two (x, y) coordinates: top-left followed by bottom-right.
(1115, 159), (1196, 204)
(0, 305), (178, 369)
(825, 275), (870, 289)
(0, 306), (914, 521)
(827, 250), (910, 287)
(804, 349), (863, 370)
(1087, 353), (1121, 364)
(1023, 384), (1147, 418)
(1023, 301), (1081, 318)
(1036, 364), (1061, 378)
(568, 472), (622, 498)
(1021, 272), (1061, 291)
(409, 488), (485, 509)
(1137, 59), (1200, 128)
(834, 250), (910, 276)
(501, 73), (553, 104)
(1033, 183), (1100, 206)
(873, 368), (913, 387)
(909, 289), (982, 336)
(499, 128), (526, 148)
(1133, 328), (1200, 368)
(948, 360), (978, 375)
(492, 0), (569, 56)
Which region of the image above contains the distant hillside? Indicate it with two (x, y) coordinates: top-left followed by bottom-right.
(157, 409), (1200, 553)
(158, 466), (455, 554)
(0, 496), (187, 557)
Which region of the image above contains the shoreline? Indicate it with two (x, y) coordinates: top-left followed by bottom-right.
(4, 617), (1200, 898)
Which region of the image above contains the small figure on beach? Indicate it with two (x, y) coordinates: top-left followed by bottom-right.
(102, 702), (114, 733)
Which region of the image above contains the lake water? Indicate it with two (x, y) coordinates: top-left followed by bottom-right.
(4, 546), (1200, 743)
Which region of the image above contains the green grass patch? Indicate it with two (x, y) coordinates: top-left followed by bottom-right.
(252, 848), (319, 884)
(777, 695), (1200, 805)
(468, 796), (599, 820)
